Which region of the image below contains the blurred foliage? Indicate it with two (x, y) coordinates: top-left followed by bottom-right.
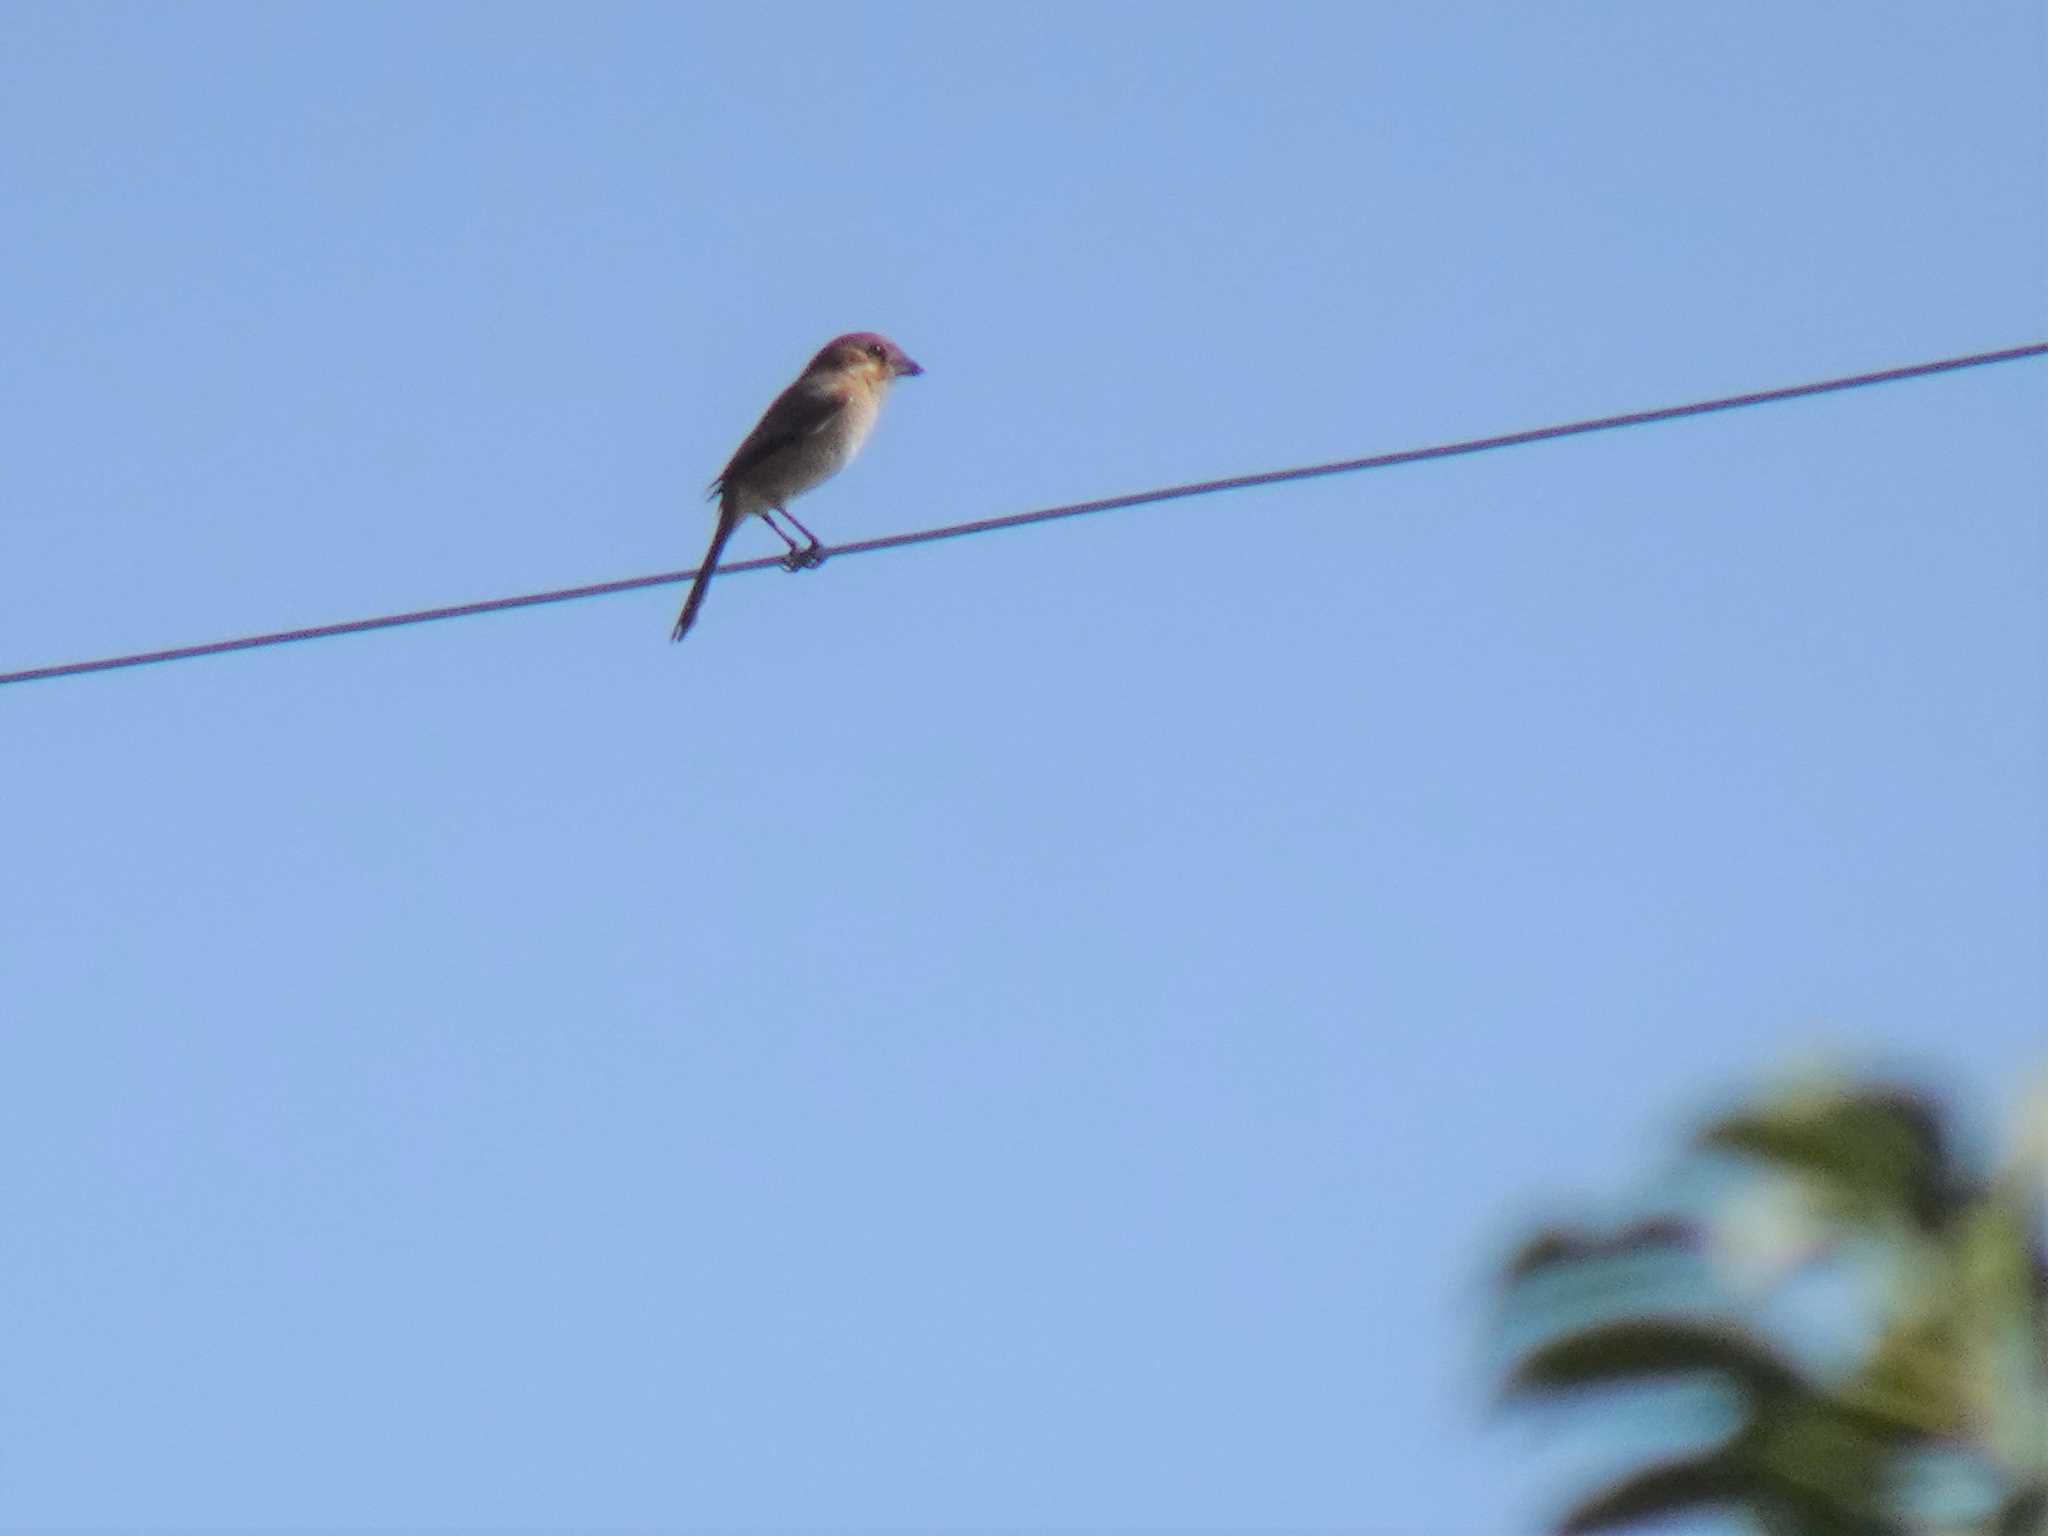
(1494, 1077), (2047, 1535)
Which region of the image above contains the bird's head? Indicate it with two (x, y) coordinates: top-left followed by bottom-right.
(808, 331), (925, 386)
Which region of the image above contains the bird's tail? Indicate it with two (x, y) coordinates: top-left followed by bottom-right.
(671, 505), (740, 643)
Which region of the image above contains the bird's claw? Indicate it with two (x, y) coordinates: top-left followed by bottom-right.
(780, 544), (827, 573)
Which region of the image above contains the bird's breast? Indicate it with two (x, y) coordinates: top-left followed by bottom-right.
(826, 384), (882, 468)
(721, 374), (892, 521)
(770, 386), (880, 504)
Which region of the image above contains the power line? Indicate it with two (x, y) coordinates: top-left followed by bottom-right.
(4, 341), (2042, 690)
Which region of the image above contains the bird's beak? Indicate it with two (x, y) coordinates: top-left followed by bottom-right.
(894, 354), (925, 378)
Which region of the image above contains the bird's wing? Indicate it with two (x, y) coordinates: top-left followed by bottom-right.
(707, 381), (848, 499)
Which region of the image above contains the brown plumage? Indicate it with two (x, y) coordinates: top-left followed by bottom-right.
(672, 332), (924, 643)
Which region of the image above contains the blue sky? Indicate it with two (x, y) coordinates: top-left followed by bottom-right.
(1, 4), (2042, 1529)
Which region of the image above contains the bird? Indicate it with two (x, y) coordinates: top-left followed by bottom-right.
(671, 331), (925, 642)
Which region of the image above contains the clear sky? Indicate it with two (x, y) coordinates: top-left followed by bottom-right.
(1, 3), (2042, 1529)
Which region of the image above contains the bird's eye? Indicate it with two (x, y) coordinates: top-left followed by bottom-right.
(868, 343), (886, 360)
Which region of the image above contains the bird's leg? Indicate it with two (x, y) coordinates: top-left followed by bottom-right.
(778, 508), (828, 569)
(759, 509), (811, 573)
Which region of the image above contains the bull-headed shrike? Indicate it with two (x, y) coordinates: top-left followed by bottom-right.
(671, 331), (924, 642)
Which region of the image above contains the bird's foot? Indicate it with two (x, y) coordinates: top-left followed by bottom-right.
(781, 544), (826, 572)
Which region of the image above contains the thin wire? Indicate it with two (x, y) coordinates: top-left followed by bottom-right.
(4, 341), (2042, 689)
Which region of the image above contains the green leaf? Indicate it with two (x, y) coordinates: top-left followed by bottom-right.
(1994, 1482), (2045, 1536)
(1846, 1313), (1968, 1437)
(1555, 1453), (1756, 1533)
(1700, 1087), (1964, 1232)
(1503, 1220), (1699, 1286)
(1505, 1318), (1804, 1404)
(1750, 1393), (1908, 1510)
